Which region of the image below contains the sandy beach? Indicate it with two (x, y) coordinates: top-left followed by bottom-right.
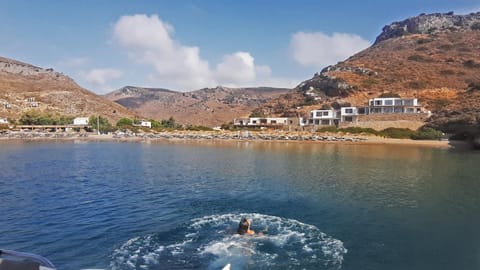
(0, 130), (456, 149)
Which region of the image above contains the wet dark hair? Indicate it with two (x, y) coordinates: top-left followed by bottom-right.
(237, 218), (249, 234)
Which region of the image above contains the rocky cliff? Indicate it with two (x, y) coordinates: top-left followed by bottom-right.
(375, 11), (480, 44)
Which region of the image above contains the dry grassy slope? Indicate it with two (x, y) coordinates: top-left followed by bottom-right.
(105, 86), (291, 127)
(0, 57), (137, 123)
(266, 17), (480, 133)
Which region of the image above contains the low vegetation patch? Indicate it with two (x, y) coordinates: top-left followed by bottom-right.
(185, 125), (213, 131)
(407, 54), (430, 62)
(317, 126), (443, 140)
(19, 110), (73, 125)
(410, 127), (443, 140)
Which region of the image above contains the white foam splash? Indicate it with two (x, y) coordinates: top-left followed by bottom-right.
(110, 213), (347, 269)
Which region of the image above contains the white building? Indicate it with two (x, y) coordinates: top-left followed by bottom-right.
(307, 109), (339, 126)
(368, 98), (422, 114)
(0, 118), (8, 124)
(233, 117), (303, 128)
(140, 120), (152, 128)
(73, 117), (89, 126)
(340, 107), (365, 123)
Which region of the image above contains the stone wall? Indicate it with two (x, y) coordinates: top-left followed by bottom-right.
(340, 113), (430, 130)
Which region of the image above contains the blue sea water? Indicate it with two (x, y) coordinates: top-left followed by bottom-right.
(1, 140), (480, 269)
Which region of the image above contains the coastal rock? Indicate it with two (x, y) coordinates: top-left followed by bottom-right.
(375, 11), (480, 44)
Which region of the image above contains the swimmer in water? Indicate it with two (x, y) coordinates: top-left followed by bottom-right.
(237, 217), (255, 235)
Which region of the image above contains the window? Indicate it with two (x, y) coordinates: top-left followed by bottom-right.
(322, 111), (329, 116)
(260, 119), (267, 124)
(344, 116), (353, 122)
(316, 112), (322, 117)
(404, 99), (414, 106)
(384, 107), (394, 113)
(252, 120), (257, 124)
(271, 120), (277, 124)
(375, 100), (382, 106)
(384, 100), (393, 105)
(345, 108), (353, 114)
(321, 120), (330, 125)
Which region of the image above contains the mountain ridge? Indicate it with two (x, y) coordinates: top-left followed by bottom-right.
(104, 85), (291, 126)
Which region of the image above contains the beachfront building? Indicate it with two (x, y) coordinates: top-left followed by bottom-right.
(140, 120), (152, 128)
(233, 117), (303, 128)
(73, 117), (89, 126)
(340, 107), (364, 123)
(307, 109), (339, 126)
(368, 98), (424, 114)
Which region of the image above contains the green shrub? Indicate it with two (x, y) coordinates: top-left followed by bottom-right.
(379, 128), (416, 139)
(340, 127), (378, 135)
(116, 118), (133, 127)
(411, 127), (443, 140)
(185, 125), (213, 131)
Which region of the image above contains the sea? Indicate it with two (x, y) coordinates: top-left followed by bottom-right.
(1, 140), (479, 270)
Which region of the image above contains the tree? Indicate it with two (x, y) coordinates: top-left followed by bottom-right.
(161, 116), (180, 129)
(116, 118), (133, 127)
(88, 115), (113, 134)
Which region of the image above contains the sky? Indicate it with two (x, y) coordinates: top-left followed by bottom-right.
(0, 0), (479, 94)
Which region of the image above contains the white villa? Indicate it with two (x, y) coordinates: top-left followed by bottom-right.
(0, 118), (8, 124)
(368, 98), (423, 114)
(73, 117), (89, 126)
(307, 109), (338, 126)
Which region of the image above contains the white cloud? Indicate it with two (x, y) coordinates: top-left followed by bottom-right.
(215, 52), (256, 85)
(290, 31), (371, 68)
(113, 14), (212, 90)
(81, 68), (123, 92)
(112, 14), (298, 90)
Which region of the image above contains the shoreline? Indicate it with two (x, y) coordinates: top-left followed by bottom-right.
(0, 130), (456, 149)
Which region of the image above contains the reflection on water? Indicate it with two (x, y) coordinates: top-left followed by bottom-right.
(0, 141), (479, 269)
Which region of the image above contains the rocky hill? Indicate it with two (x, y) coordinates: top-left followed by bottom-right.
(265, 11), (480, 137)
(0, 56), (136, 123)
(105, 86), (290, 127)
